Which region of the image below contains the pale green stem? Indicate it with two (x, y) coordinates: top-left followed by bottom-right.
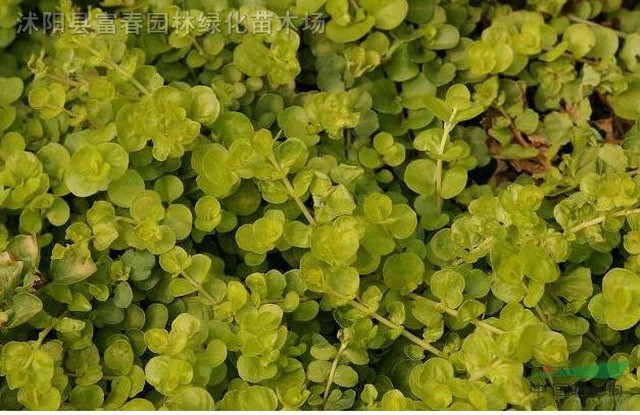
(180, 271), (219, 307)
(35, 310), (69, 347)
(435, 110), (458, 210)
(268, 156), (317, 226)
(569, 208), (640, 233)
(349, 300), (443, 357)
(66, 372), (116, 380)
(547, 294), (611, 358)
(192, 39), (207, 56)
(323, 340), (348, 404)
(452, 235), (496, 266)
(261, 294), (322, 306)
(533, 305), (549, 325)
(84, 45), (151, 95)
(567, 15), (628, 38)
(44, 73), (87, 88)
(62, 108), (76, 118)
(116, 216), (137, 225)
(282, 174), (317, 226)
(469, 358), (502, 381)
(585, 330), (612, 358)
(408, 293), (505, 335)
(383, 41), (403, 59)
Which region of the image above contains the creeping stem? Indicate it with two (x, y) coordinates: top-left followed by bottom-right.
(281, 172), (317, 226)
(323, 340), (348, 404)
(435, 109), (458, 210)
(569, 208), (640, 234)
(407, 293), (505, 335)
(272, 148), (444, 355)
(180, 271), (219, 307)
(567, 15), (628, 38)
(494, 105), (528, 147)
(268, 155), (317, 226)
(35, 310), (69, 347)
(349, 300), (443, 357)
(83, 45), (151, 96)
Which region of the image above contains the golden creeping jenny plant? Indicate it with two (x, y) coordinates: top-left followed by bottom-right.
(3, 0), (640, 411)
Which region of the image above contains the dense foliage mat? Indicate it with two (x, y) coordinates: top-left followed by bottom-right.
(3, 0), (640, 410)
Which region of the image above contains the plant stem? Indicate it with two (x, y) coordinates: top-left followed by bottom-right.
(567, 15), (628, 38)
(383, 41), (403, 60)
(435, 110), (458, 210)
(349, 299), (443, 357)
(66, 372), (117, 380)
(84, 45), (151, 96)
(192, 39), (207, 57)
(261, 294), (322, 305)
(494, 105), (529, 147)
(281, 173), (317, 226)
(36, 310), (69, 347)
(469, 358), (502, 381)
(569, 208), (640, 233)
(44, 73), (87, 88)
(180, 271), (219, 307)
(323, 340), (348, 404)
(585, 330), (612, 358)
(533, 305), (550, 325)
(407, 293), (505, 335)
(116, 216), (137, 225)
(62, 107), (76, 118)
(268, 156), (317, 226)
(549, 294), (612, 358)
(452, 235), (496, 266)
(561, 53), (600, 65)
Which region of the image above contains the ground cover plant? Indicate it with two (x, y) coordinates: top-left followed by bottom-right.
(3, 0), (640, 410)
